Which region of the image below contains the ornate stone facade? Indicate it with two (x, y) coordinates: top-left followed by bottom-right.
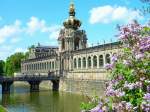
(21, 3), (121, 80)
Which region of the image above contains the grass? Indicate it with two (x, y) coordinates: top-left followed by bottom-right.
(0, 105), (8, 112)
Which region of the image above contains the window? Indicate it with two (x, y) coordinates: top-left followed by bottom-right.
(42, 63), (44, 69)
(82, 57), (86, 68)
(74, 37), (80, 50)
(47, 62), (49, 69)
(31, 64), (33, 70)
(74, 58), (77, 68)
(93, 56), (97, 68)
(49, 62), (52, 69)
(106, 54), (111, 64)
(88, 56), (91, 68)
(55, 61), (57, 69)
(78, 58), (81, 68)
(45, 62), (47, 70)
(37, 63), (40, 70)
(52, 61), (54, 69)
(40, 63), (42, 70)
(99, 55), (104, 67)
(62, 38), (65, 50)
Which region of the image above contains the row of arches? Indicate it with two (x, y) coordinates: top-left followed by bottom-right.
(73, 54), (111, 69)
(23, 61), (56, 72)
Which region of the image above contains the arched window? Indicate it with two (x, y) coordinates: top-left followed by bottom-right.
(43, 63), (45, 69)
(26, 65), (28, 71)
(82, 57), (86, 68)
(45, 62), (47, 70)
(74, 58), (77, 68)
(93, 56), (97, 68)
(40, 63), (42, 70)
(46, 62), (49, 69)
(78, 58), (81, 68)
(37, 63), (39, 70)
(31, 64), (33, 70)
(34, 64), (37, 70)
(88, 56), (91, 68)
(42, 63), (44, 69)
(46, 62), (48, 70)
(55, 61), (57, 69)
(62, 38), (65, 50)
(52, 61), (54, 69)
(32, 64), (34, 70)
(29, 64), (31, 70)
(35, 63), (37, 70)
(74, 37), (80, 50)
(106, 54), (111, 64)
(49, 62), (52, 69)
(99, 55), (104, 67)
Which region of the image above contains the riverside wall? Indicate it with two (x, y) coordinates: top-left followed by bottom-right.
(40, 71), (108, 96)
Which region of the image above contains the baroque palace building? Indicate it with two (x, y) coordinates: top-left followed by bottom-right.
(21, 3), (121, 80)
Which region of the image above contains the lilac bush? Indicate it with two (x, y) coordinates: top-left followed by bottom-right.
(82, 20), (150, 112)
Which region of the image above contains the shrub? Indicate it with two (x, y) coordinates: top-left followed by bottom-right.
(81, 20), (150, 112)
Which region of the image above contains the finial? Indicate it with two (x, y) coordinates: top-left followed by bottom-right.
(70, 0), (74, 4)
(69, 0), (75, 16)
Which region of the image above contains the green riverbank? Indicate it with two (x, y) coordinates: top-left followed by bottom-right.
(0, 105), (8, 112)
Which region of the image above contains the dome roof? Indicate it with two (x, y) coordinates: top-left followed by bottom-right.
(63, 3), (81, 30)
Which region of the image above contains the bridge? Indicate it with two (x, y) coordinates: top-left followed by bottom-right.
(0, 73), (60, 94)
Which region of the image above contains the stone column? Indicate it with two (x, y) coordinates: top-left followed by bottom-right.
(103, 54), (106, 66)
(81, 57), (83, 69)
(28, 81), (41, 92)
(1, 81), (13, 94)
(77, 57), (78, 69)
(97, 55), (99, 69)
(86, 57), (88, 69)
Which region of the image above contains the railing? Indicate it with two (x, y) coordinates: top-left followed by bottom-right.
(0, 74), (60, 82)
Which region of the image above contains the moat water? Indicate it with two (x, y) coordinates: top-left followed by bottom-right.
(0, 84), (87, 112)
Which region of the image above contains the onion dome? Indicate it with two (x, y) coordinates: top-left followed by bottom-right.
(63, 2), (81, 30)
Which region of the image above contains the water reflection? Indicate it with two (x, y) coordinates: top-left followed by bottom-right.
(0, 85), (87, 112)
(1, 94), (10, 107)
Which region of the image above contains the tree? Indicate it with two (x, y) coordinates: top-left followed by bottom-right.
(5, 52), (25, 76)
(81, 21), (150, 112)
(0, 60), (5, 76)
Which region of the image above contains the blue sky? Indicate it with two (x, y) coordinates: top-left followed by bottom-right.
(0, 0), (149, 60)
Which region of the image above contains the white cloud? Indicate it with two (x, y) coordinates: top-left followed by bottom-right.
(26, 16), (61, 39)
(0, 45), (13, 60)
(14, 48), (27, 53)
(0, 17), (61, 60)
(48, 25), (61, 39)
(10, 37), (21, 43)
(0, 20), (22, 44)
(26, 16), (46, 35)
(89, 5), (143, 24)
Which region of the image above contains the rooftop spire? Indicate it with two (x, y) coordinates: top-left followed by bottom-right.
(63, 1), (81, 29)
(69, 1), (75, 16)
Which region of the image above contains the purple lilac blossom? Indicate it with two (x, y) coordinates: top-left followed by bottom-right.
(90, 105), (103, 112)
(111, 55), (118, 63)
(105, 63), (113, 70)
(125, 102), (133, 110)
(139, 36), (150, 52)
(141, 102), (150, 112)
(135, 53), (144, 60)
(123, 60), (130, 66)
(147, 86), (150, 93)
(143, 93), (150, 101)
